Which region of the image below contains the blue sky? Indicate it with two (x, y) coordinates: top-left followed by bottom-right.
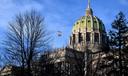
(0, 0), (128, 49)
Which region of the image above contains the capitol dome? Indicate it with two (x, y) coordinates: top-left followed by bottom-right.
(72, 16), (106, 33)
(69, 0), (107, 52)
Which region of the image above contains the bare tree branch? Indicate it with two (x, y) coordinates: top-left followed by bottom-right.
(3, 10), (51, 76)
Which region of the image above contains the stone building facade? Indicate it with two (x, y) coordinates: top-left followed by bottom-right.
(0, 65), (23, 76)
(37, 48), (84, 76)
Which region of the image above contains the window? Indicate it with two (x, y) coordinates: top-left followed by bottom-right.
(82, 17), (85, 19)
(87, 20), (91, 31)
(102, 34), (105, 43)
(78, 32), (83, 43)
(88, 20), (90, 22)
(94, 21), (98, 30)
(99, 22), (102, 31)
(73, 34), (75, 44)
(86, 32), (90, 41)
(77, 22), (79, 24)
(70, 36), (72, 45)
(94, 33), (99, 42)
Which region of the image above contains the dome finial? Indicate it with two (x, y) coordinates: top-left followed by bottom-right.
(86, 0), (93, 16)
(88, 0), (90, 8)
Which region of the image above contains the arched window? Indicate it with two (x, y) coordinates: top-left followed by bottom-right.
(82, 21), (84, 23)
(87, 20), (91, 31)
(94, 21), (98, 30)
(99, 22), (102, 31)
(77, 22), (79, 24)
(94, 33), (99, 42)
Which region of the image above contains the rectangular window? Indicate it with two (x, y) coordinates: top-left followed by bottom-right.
(73, 34), (75, 44)
(94, 33), (99, 42)
(70, 36), (72, 45)
(86, 32), (90, 41)
(78, 32), (82, 43)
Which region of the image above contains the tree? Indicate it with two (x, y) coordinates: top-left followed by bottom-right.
(3, 10), (50, 76)
(109, 12), (128, 76)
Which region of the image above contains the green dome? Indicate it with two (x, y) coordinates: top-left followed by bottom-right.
(72, 15), (106, 33)
(69, 0), (108, 52)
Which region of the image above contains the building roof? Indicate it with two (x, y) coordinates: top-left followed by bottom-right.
(72, 0), (106, 33)
(72, 16), (106, 33)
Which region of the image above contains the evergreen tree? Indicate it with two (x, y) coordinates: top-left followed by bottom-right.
(109, 12), (128, 76)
